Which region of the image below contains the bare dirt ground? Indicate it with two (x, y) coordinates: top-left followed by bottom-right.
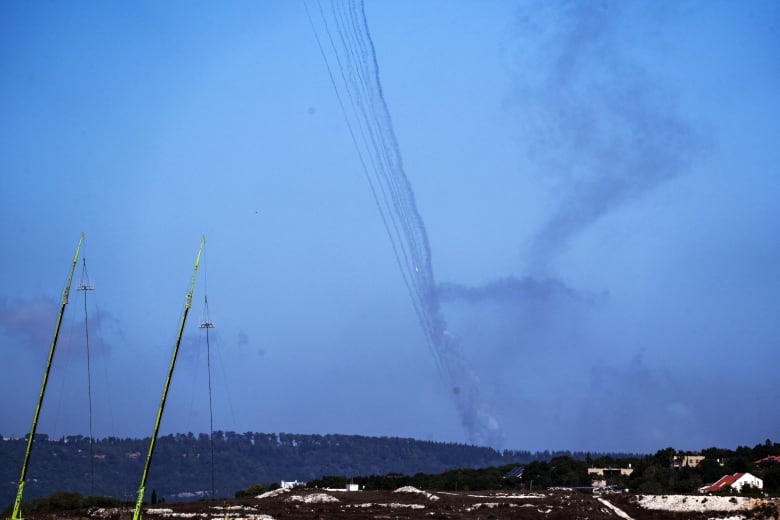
(29, 489), (780, 520)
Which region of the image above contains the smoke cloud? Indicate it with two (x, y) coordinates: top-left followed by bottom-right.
(0, 297), (116, 359)
(509, 1), (696, 269)
(438, 276), (579, 304)
(0, 297), (57, 352)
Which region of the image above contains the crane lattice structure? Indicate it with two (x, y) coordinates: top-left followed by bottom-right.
(9, 233), (84, 520)
(133, 236), (204, 520)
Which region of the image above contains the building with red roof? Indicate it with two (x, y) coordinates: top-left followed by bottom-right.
(699, 472), (763, 494)
(755, 455), (780, 465)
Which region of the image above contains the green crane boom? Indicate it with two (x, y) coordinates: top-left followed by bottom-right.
(133, 236), (205, 520)
(10, 233), (84, 520)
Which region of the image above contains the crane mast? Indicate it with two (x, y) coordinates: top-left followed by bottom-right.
(133, 236), (205, 520)
(10, 233), (84, 520)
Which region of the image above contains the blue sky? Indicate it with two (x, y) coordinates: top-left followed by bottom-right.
(1, 1), (778, 453)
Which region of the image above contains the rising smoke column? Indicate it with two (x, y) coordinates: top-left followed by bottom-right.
(433, 2), (699, 449)
(305, 0), (501, 446)
(511, 1), (696, 271)
(440, 1), (695, 303)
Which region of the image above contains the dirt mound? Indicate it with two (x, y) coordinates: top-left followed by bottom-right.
(637, 494), (763, 512)
(255, 488), (288, 499)
(287, 492), (339, 504)
(393, 485), (440, 501)
(27, 490), (780, 520)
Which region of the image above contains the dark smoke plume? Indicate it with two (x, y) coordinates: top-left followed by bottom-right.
(510, 1), (696, 270)
(438, 276), (578, 304)
(0, 297), (115, 358)
(0, 297), (57, 351)
(446, 2), (696, 306)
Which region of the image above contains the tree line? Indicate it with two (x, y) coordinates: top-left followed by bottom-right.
(625, 441), (780, 494)
(0, 431), (546, 508)
(4, 432), (775, 513)
(297, 440), (780, 496)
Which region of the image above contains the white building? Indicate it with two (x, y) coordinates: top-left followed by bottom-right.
(700, 472), (763, 493)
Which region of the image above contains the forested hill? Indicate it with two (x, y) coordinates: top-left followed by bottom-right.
(0, 432), (566, 505)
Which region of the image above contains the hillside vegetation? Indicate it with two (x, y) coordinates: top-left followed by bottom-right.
(299, 440), (780, 496)
(4, 432), (776, 513)
(1, 431), (562, 505)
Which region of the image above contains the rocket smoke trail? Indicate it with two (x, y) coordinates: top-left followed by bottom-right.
(305, 0), (502, 446)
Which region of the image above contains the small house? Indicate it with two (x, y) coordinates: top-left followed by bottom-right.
(699, 472), (763, 494)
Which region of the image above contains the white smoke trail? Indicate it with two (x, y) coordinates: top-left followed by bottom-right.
(305, 0), (502, 446)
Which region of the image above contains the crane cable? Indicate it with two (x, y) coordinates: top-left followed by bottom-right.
(77, 257), (95, 496)
(199, 262), (216, 500)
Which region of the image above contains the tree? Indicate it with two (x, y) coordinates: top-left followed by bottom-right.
(760, 464), (780, 494)
(739, 483), (762, 497)
(653, 447), (676, 468)
(753, 439), (776, 460)
(523, 461), (551, 489)
(549, 456), (589, 486)
(699, 458), (725, 485)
